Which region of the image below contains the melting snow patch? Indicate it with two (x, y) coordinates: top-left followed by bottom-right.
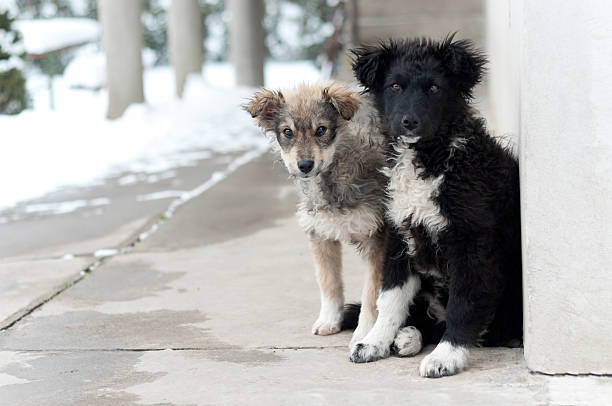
(23, 197), (110, 215)
(93, 248), (118, 258)
(146, 170), (177, 184)
(118, 174), (139, 186)
(137, 190), (186, 201)
(25, 200), (87, 214)
(0, 373), (30, 388)
(89, 197), (110, 206)
(138, 223), (159, 242)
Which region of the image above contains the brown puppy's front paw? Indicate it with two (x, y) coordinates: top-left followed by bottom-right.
(312, 317), (341, 335)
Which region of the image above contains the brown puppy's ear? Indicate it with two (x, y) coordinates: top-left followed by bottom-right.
(322, 84), (361, 121)
(243, 89), (285, 130)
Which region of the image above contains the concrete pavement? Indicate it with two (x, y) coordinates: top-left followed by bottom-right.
(0, 150), (240, 329)
(1, 151), (611, 405)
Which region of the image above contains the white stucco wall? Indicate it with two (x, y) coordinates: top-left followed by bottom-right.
(487, 0), (612, 374)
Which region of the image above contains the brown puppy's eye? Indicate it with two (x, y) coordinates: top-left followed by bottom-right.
(283, 128), (294, 138)
(315, 126), (327, 137)
(429, 84), (440, 94)
(391, 83), (401, 91)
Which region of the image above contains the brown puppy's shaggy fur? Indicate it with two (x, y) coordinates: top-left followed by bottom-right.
(245, 83), (388, 347)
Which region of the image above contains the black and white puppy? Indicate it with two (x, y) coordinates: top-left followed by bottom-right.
(348, 35), (523, 378)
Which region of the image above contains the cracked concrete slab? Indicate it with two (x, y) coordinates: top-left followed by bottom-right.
(0, 350), (156, 405)
(116, 347), (539, 406)
(0, 218), (366, 351)
(0, 151), (244, 337)
(0, 256), (92, 328)
(1, 347), (611, 406)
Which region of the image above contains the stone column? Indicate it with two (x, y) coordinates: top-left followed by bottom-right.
(227, 0), (265, 87)
(98, 0), (144, 119)
(168, 0), (203, 98)
(486, 0), (612, 374)
(519, 0), (612, 375)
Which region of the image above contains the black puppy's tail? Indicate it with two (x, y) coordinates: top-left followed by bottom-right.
(341, 303), (361, 330)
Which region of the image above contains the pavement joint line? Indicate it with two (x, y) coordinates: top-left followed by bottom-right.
(1, 345), (347, 352)
(530, 370), (612, 378)
(0, 256), (109, 332)
(0, 146), (269, 333)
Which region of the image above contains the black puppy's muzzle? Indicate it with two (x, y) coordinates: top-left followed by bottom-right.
(387, 115), (421, 144)
(401, 115), (419, 131)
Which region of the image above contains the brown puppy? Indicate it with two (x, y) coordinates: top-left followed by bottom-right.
(245, 83), (388, 347)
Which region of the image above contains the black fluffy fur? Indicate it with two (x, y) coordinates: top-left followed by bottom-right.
(340, 303), (362, 331)
(352, 34), (522, 348)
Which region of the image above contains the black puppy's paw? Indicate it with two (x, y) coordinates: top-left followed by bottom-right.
(419, 342), (469, 378)
(392, 326), (423, 357)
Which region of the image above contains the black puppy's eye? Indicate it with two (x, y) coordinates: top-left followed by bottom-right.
(283, 128), (294, 138)
(391, 83), (401, 92)
(315, 126), (327, 137)
(429, 84), (440, 94)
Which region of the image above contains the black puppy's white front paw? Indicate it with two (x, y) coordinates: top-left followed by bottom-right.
(349, 342), (390, 363)
(419, 341), (468, 378)
(392, 326), (423, 357)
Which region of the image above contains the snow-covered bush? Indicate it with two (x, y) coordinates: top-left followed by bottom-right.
(15, 0), (97, 19)
(265, 0), (334, 61)
(0, 8), (28, 114)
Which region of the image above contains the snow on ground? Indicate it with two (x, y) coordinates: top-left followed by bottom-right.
(0, 60), (321, 210)
(14, 18), (99, 55)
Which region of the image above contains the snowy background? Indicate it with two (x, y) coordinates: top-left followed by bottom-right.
(0, 0), (328, 213)
(0, 61), (319, 210)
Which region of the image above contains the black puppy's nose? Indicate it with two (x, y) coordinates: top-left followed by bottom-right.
(297, 159), (315, 174)
(401, 115), (419, 131)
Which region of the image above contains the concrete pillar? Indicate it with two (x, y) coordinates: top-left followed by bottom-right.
(487, 0), (612, 374)
(519, 0), (612, 375)
(168, 0), (203, 98)
(98, 0), (145, 119)
(227, 0), (265, 87)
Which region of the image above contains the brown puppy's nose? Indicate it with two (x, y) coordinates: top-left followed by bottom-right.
(297, 159), (314, 174)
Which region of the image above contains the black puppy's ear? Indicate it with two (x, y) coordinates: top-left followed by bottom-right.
(351, 41), (395, 91)
(440, 35), (487, 98)
(322, 83), (361, 121)
(243, 89), (285, 131)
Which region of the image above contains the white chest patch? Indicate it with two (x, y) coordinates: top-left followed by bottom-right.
(384, 146), (448, 237)
(297, 204), (382, 243)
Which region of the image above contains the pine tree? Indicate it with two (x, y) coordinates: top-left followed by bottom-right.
(0, 8), (28, 115)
